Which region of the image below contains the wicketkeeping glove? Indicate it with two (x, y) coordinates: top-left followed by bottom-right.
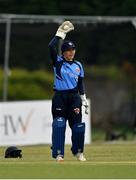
(56, 21), (74, 39)
(80, 94), (89, 115)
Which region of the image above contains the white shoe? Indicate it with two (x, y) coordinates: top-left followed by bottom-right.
(76, 153), (86, 161)
(56, 155), (64, 162)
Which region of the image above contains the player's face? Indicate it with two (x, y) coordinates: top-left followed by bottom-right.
(63, 49), (76, 61)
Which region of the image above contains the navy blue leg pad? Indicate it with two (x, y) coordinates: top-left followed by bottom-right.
(52, 117), (66, 158)
(71, 122), (85, 155)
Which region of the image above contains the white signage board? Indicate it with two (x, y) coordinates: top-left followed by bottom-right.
(0, 100), (91, 146)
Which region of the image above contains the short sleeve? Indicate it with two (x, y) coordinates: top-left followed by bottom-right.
(75, 61), (84, 78)
(79, 63), (84, 78)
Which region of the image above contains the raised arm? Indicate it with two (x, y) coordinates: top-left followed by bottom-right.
(48, 36), (60, 64)
(48, 21), (74, 64)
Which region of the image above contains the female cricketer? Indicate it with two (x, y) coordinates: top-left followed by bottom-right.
(48, 21), (88, 162)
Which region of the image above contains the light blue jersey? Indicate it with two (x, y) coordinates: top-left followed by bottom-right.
(48, 36), (85, 94)
(53, 55), (84, 91)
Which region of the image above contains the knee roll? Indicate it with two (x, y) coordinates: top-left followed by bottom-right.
(52, 117), (66, 128)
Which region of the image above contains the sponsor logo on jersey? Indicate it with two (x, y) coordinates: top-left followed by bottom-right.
(76, 67), (80, 72)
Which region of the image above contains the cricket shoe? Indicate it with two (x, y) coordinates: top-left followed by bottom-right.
(56, 155), (64, 162)
(76, 153), (86, 161)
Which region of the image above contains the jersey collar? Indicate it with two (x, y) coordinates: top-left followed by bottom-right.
(62, 56), (74, 64)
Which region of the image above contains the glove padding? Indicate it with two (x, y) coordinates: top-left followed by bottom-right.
(56, 21), (74, 39)
(80, 94), (89, 115)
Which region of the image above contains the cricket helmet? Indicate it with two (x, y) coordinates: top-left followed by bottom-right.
(61, 40), (76, 53)
(5, 146), (22, 158)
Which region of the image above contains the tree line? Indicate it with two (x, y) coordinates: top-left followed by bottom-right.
(0, 0), (136, 16)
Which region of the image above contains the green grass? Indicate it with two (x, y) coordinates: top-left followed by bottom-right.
(0, 142), (136, 178)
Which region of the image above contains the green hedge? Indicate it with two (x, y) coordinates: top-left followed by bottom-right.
(0, 68), (54, 101)
(0, 66), (135, 101)
(86, 65), (122, 80)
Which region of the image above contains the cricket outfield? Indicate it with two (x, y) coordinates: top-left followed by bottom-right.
(0, 142), (136, 178)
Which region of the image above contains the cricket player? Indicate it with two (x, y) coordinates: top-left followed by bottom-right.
(48, 21), (88, 162)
